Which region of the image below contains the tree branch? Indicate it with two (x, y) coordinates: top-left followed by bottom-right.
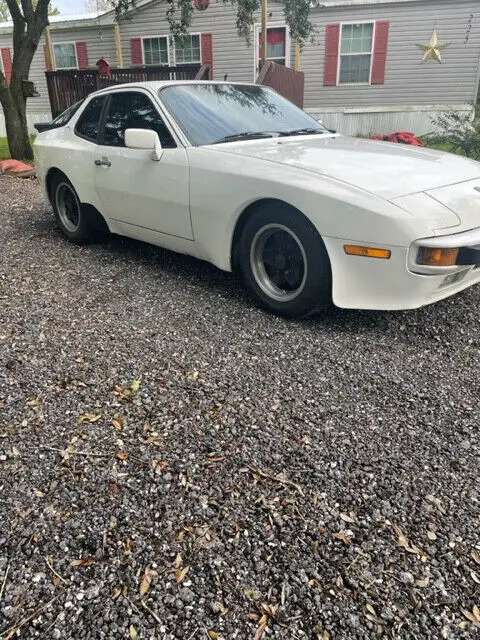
(20, 0), (35, 23)
(33, 0), (50, 27)
(4, 0), (24, 24)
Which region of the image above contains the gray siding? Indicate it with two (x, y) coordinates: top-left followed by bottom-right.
(118, 0), (289, 79)
(0, 24), (116, 118)
(303, 0), (480, 108)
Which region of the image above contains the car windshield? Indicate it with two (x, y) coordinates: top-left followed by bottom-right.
(159, 83), (328, 146)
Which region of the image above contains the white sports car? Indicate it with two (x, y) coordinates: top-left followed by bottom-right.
(34, 81), (480, 317)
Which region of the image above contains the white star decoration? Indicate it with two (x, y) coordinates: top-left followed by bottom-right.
(416, 30), (451, 63)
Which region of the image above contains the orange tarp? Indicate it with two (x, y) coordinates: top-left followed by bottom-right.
(0, 159), (36, 177)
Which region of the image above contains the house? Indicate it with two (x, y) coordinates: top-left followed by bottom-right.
(1, 0), (479, 137)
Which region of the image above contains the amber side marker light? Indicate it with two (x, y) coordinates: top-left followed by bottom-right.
(344, 245), (391, 259)
(418, 247), (459, 267)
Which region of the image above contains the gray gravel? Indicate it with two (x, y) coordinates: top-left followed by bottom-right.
(0, 175), (479, 640)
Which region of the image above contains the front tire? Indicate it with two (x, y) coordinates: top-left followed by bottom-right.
(50, 174), (103, 244)
(239, 203), (332, 318)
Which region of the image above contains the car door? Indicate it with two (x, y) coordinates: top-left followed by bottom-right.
(93, 90), (192, 240)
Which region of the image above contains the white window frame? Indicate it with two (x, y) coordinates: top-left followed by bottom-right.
(253, 23), (291, 79)
(337, 21), (376, 86)
(53, 41), (78, 70)
(141, 35), (171, 66)
(172, 33), (202, 66)
(0, 52), (4, 76)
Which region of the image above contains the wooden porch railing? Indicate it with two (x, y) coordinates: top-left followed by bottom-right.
(45, 64), (211, 117)
(256, 61), (304, 109)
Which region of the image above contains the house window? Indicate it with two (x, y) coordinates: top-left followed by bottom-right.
(53, 43), (77, 70)
(259, 27), (287, 66)
(175, 34), (201, 64)
(143, 37), (169, 65)
(339, 23), (374, 84)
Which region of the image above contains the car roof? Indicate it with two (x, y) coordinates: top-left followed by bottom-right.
(91, 80), (258, 96)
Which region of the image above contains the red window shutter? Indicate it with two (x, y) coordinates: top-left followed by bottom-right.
(371, 21), (390, 84)
(201, 33), (214, 79)
(76, 41), (89, 69)
(131, 38), (143, 65)
(324, 24), (340, 86)
(1, 47), (12, 83)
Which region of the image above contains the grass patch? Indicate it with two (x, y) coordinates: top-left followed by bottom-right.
(0, 135), (36, 162)
(0, 137), (10, 160)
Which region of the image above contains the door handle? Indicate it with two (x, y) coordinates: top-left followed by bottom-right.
(95, 159), (111, 167)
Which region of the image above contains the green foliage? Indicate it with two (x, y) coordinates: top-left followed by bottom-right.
(113, 0), (316, 47)
(425, 109), (480, 160)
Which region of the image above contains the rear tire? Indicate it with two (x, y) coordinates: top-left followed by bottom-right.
(50, 174), (105, 244)
(239, 202), (332, 318)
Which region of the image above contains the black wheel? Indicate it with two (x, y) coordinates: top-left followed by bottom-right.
(239, 202), (332, 317)
(50, 174), (105, 244)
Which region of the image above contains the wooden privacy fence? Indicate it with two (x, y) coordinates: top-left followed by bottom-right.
(256, 61), (304, 109)
(46, 64), (210, 117)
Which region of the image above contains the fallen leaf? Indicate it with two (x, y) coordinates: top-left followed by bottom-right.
(471, 571), (480, 585)
(333, 531), (352, 544)
(415, 575), (430, 588)
(112, 415), (124, 431)
(70, 557), (95, 567)
(472, 550), (480, 565)
(53, 575), (61, 586)
(116, 452), (129, 461)
(79, 413), (102, 424)
(174, 553), (183, 569)
(462, 608), (479, 623)
(112, 588), (122, 599)
(254, 614), (269, 640)
(175, 566), (189, 583)
(474, 605), (480, 621)
(366, 603), (377, 617)
(11, 446), (20, 457)
(340, 512), (356, 524)
(207, 631), (218, 640)
(129, 624), (138, 639)
(140, 566), (155, 596)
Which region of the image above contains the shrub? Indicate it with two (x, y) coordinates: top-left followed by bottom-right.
(426, 110), (480, 160)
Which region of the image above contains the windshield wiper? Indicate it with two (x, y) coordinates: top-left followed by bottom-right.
(279, 128), (326, 137)
(211, 131), (276, 144)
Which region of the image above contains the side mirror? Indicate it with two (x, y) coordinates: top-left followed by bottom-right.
(125, 128), (163, 161)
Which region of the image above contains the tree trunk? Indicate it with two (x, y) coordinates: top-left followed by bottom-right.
(0, 85), (32, 160)
(0, 0), (50, 161)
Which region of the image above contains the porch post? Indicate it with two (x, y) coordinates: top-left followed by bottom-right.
(260, 0), (268, 69)
(45, 26), (56, 71)
(115, 22), (124, 68)
(295, 41), (301, 71)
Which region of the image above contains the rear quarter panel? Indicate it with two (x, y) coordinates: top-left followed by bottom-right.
(34, 127), (103, 214)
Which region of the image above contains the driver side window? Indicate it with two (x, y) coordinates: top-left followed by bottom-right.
(102, 92), (176, 149)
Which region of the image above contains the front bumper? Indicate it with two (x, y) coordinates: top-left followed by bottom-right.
(409, 226), (480, 274)
(323, 232), (480, 311)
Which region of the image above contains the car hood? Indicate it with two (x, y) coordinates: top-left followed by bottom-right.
(214, 135), (480, 200)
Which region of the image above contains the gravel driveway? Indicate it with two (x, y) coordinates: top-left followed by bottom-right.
(0, 176), (479, 640)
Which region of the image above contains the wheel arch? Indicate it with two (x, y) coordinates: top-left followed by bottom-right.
(45, 167), (111, 233)
(230, 197), (323, 271)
